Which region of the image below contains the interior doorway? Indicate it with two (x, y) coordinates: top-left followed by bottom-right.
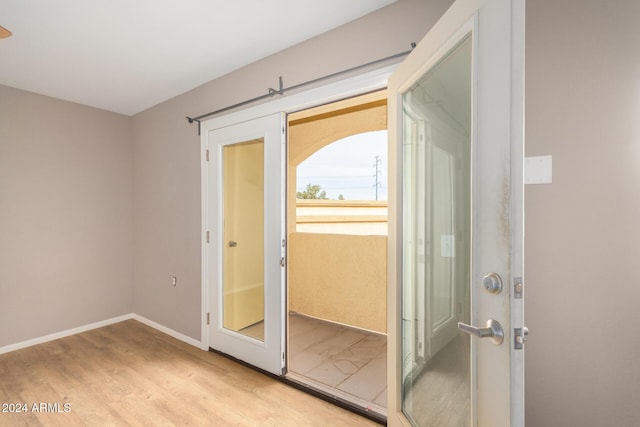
(286, 91), (388, 416)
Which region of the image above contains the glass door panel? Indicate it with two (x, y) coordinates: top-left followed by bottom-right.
(401, 35), (472, 426)
(222, 139), (265, 341)
(388, 0), (525, 425)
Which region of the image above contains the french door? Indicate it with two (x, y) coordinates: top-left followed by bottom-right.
(203, 113), (286, 376)
(387, 0), (525, 426)
(200, 0), (524, 422)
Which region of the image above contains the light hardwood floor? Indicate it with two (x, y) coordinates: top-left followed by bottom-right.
(0, 320), (379, 426)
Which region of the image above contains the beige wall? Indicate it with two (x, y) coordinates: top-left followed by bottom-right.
(296, 200), (388, 235)
(0, 85), (133, 347)
(289, 233), (387, 333)
(525, 1), (640, 425)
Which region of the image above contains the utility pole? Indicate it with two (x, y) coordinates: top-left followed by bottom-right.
(373, 155), (381, 200)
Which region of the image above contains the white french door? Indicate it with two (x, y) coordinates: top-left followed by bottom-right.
(203, 113), (286, 376)
(198, 0), (524, 420)
(387, 0), (525, 426)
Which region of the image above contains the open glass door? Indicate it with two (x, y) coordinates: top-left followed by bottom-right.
(205, 113), (286, 376)
(387, 0), (525, 426)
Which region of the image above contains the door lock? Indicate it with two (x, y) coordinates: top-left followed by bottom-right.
(514, 326), (529, 349)
(457, 319), (504, 345)
(482, 272), (503, 294)
(228, 241), (237, 247)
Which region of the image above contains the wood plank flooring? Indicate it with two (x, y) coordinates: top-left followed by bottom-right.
(0, 320), (379, 426)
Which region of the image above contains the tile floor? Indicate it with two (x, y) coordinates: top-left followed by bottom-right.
(239, 321), (264, 341)
(287, 312), (387, 415)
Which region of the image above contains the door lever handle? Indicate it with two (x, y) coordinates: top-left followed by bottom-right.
(457, 319), (504, 345)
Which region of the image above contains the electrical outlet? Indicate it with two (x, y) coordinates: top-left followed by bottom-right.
(171, 276), (177, 287)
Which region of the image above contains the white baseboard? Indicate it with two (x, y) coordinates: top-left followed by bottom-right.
(131, 314), (201, 348)
(0, 313), (202, 355)
(0, 314), (132, 355)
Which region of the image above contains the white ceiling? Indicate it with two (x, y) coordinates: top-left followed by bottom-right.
(0, 0), (394, 116)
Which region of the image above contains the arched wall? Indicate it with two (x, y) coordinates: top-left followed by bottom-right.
(287, 90), (387, 235)
(286, 90), (388, 332)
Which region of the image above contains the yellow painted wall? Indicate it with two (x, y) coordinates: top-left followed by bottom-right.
(287, 92), (388, 333)
(289, 232), (387, 333)
(223, 140), (264, 331)
(296, 199), (388, 235)
(287, 91), (387, 235)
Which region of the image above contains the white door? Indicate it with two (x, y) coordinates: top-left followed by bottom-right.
(387, 0), (525, 426)
(203, 113), (286, 375)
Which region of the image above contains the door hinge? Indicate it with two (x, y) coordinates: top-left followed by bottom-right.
(206, 312), (210, 325)
(280, 257), (285, 267)
(205, 149), (209, 162)
(206, 231), (210, 243)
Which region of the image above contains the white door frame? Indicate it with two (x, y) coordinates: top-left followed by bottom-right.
(200, 64), (398, 351)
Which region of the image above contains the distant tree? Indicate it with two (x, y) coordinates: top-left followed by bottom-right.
(297, 184), (328, 200)
(338, 194), (345, 200)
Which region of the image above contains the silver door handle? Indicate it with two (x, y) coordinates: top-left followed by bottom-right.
(228, 241), (237, 247)
(457, 319), (504, 345)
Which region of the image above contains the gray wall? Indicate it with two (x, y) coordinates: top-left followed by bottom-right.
(0, 85), (133, 347)
(525, 0), (640, 425)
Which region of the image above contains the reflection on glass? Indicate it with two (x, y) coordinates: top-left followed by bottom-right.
(401, 35), (472, 426)
(222, 139), (265, 341)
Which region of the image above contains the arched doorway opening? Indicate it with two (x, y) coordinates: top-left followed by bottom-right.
(286, 90), (389, 416)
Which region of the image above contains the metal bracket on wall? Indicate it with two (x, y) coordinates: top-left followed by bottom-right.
(268, 76), (284, 96)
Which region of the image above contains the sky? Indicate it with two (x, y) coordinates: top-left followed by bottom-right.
(296, 130), (388, 201)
